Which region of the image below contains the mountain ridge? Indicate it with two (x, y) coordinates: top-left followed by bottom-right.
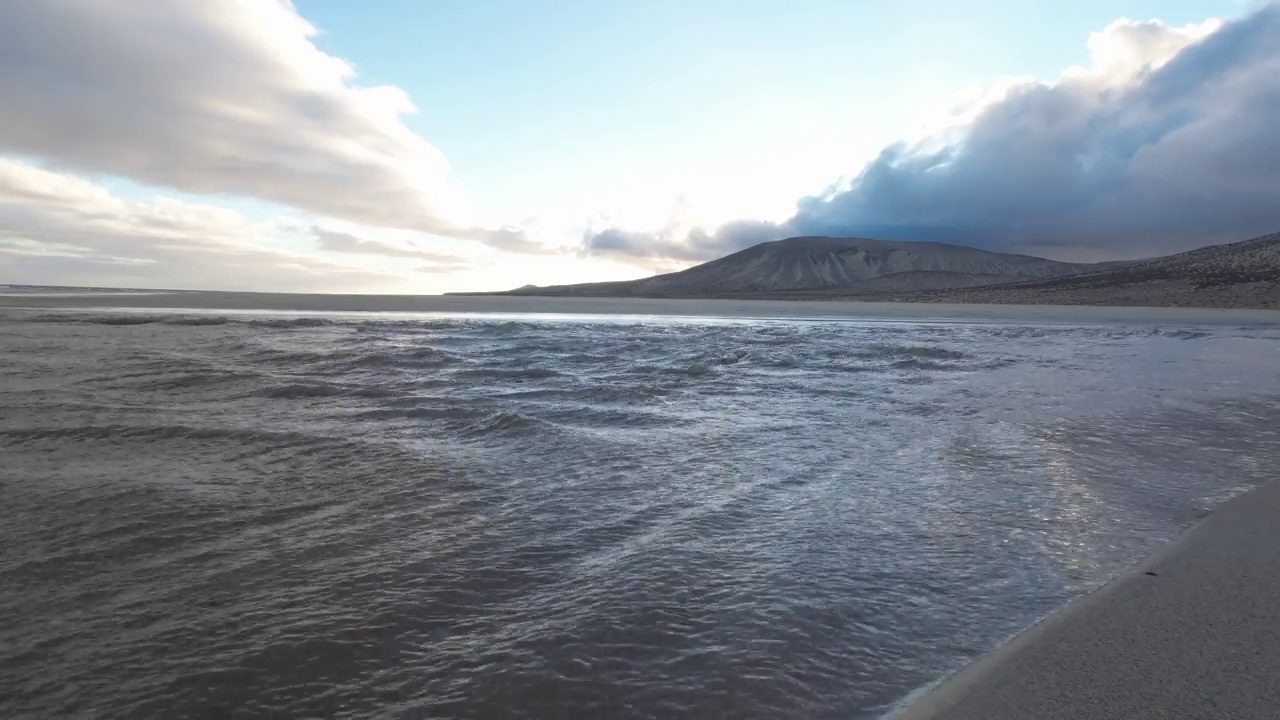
(499, 236), (1108, 297)
(906, 231), (1280, 308)
(466, 232), (1280, 309)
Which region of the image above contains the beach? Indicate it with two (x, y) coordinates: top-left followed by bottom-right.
(892, 478), (1280, 719)
(4, 289), (1280, 326)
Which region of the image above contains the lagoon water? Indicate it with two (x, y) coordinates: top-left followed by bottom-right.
(2, 294), (1279, 718)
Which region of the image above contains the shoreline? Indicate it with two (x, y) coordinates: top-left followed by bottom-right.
(453, 291), (1280, 311)
(887, 478), (1280, 719)
(3, 292), (1280, 326)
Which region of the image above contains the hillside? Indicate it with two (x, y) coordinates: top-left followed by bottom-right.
(909, 232), (1280, 308)
(505, 237), (1101, 297)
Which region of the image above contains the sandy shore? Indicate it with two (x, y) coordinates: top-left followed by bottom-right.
(4, 291), (1280, 326)
(890, 479), (1280, 719)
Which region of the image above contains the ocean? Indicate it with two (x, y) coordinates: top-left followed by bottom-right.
(2, 297), (1279, 719)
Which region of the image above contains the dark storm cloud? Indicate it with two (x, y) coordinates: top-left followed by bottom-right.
(584, 220), (787, 264)
(587, 6), (1280, 263)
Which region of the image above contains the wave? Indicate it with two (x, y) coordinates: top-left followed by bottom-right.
(760, 353), (800, 368)
(626, 351), (746, 377)
(453, 367), (561, 381)
(220, 344), (460, 373)
(14, 314), (166, 326)
(497, 385), (676, 404)
(252, 382), (399, 400)
(342, 346), (460, 370)
(7, 312), (334, 329)
(891, 358), (966, 371)
(352, 320), (457, 334)
(470, 320), (535, 336)
(713, 349), (750, 366)
(354, 404), (483, 422)
(855, 344), (968, 360)
(830, 362), (884, 373)
(256, 382), (347, 399)
(247, 317), (335, 329)
(670, 360), (719, 377)
(538, 406), (686, 429)
(352, 403), (585, 438)
(136, 370), (263, 390)
(1158, 329), (1212, 340)
(0, 423), (332, 449)
(1097, 328), (1216, 341)
(163, 316), (232, 326)
(467, 410), (545, 435)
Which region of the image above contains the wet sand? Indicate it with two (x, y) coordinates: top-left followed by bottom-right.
(891, 479), (1280, 720)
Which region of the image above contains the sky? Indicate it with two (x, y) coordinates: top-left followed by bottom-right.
(0, 0), (1277, 293)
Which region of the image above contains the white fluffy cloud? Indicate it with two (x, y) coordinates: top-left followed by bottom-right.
(0, 159), (405, 291)
(0, 0), (533, 252)
(587, 6), (1280, 263)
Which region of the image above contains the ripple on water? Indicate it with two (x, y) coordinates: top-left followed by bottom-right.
(1, 312), (1278, 719)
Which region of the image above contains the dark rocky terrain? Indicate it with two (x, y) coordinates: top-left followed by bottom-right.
(907, 232), (1280, 308)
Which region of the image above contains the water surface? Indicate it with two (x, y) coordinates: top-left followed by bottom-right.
(2, 302), (1278, 718)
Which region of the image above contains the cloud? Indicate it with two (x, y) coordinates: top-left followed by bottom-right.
(311, 226), (466, 267)
(584, 220), (784, 268)
(586, 6), (1280, 264)
(0, 158), (403, 291)
(581, 194), (786, 268)
(0, 0), (536, 252)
